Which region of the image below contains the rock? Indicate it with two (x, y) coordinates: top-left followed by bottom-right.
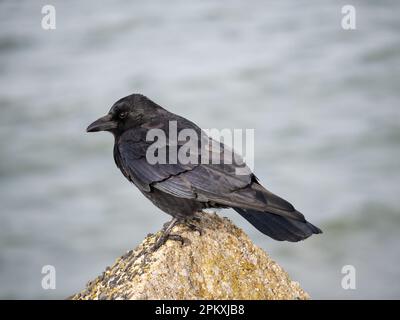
(70, 212), (309, 300)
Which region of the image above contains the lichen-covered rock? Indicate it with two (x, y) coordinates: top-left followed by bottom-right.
(71, 212), (309, 300)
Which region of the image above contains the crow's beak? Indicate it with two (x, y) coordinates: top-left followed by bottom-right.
(86, 114), (117, 132)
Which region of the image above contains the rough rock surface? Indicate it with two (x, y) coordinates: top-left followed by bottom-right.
(71, 212), (309, 300)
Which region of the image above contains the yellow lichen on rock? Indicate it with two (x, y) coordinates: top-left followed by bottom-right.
(70, 212), (309, 300)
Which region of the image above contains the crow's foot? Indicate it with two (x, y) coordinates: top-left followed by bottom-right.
(150, 217), (187, 252)
(183, 216), (203, 236)
(151, 233), (186, 252)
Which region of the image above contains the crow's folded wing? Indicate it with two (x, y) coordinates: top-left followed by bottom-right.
(116, 127), (250, 195)
(116, 127), (305, 221)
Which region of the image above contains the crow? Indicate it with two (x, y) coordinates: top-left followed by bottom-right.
(87, 94), (322, 248)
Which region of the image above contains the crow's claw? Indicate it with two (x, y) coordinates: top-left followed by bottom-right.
(151, 232), (186, 251)
(185, 222), (203, 236)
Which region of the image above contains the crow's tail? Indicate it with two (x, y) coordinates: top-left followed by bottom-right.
(234, 207), (322, 242)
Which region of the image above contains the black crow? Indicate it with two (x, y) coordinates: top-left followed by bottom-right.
(87, 94), (322, 247)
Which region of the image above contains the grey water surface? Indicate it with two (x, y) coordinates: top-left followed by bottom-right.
(0, 0), (399, 299)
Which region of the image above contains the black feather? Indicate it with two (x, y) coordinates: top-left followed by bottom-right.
(234, 207), (322, 242)
(88, 93), (323, 242)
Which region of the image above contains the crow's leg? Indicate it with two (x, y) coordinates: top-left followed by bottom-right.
(190, 215), (202, 223)
(151, 217), (185, 251)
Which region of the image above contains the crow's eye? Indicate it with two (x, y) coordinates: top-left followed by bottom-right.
(118, 112), (128, 119)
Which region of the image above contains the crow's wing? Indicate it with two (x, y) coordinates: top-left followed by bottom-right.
(116, 126), (248, 194)
(116, 126), (305, 221)
(155, 165), (305, 221)
(114, 126), (196, 193)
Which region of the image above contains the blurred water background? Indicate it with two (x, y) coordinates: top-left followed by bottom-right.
(0, 0), (399, 299)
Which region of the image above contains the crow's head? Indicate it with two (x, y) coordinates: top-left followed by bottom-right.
(86, 94), (161, 135)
